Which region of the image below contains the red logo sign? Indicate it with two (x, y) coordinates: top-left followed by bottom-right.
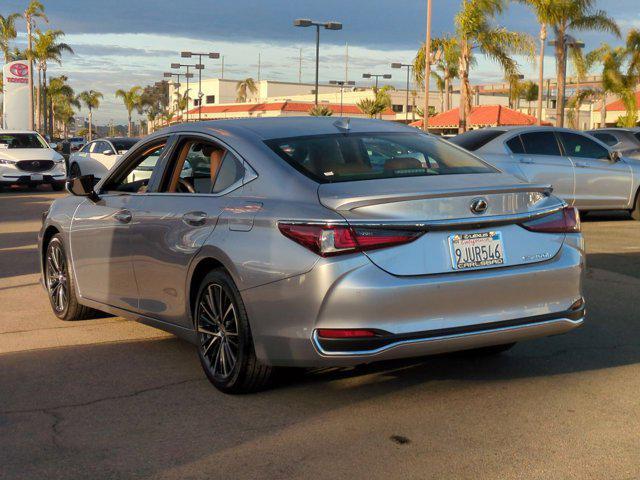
(9, 63), (28, 77)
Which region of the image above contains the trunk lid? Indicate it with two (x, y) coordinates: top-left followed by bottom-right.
(318, 173), (566, 276)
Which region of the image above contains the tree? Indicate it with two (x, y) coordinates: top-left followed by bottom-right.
(236, 77), (257, 102)
(543, 0), (619, 127)
(23, 0), (48, 131)
(77, 90), (103, 142)
(356, 85), (395, 118)
(31, 29), (73, 135)
(115, 86), (143, 137)
(455, 0), (533, 133)
(520, 80), (539, 114)
(48, 76), (78, 138)
(0, 13), (21, 63)
(308, 105), (333, 116)
(414, 35), (461, 111)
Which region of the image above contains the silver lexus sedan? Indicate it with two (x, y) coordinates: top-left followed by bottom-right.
(39, 118), (585, 393)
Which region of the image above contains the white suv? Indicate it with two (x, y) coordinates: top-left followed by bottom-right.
(0, 130), (66, 190)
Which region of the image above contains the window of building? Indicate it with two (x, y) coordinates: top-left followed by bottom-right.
(193, 99), (201, 106)
(206, 95), (216, 104)
(392, 104), (404, 113)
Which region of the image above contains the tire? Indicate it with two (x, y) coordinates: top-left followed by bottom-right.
(631, 190), (640, 221)
(69, 162), (81, 179)
(44, 234), (98, 321)
(463, 342), (516, 356)
(194, 269), (273, 394)
(51, 183), (65, 191)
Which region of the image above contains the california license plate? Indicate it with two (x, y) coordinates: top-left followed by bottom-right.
(449, 231), (505, 270)
(30, 174), (43, 181)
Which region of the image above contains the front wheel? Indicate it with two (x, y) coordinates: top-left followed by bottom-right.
(195, 270), (273, 394)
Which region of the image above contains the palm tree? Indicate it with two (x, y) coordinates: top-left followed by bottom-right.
(543, 0), (619, 127)
(48, 76), (78, 137)
(115, 86), (143, 136)
(31, 29), (73, 135)
(520, 80), (539, 114)
(308, 105), (333, 116)
(77, 90), (103, 142)
(0, 13), (21, 63)
(356, 85), (394, 118)
(414, 35), (461, 112)
(236, 78), (257, 102)
(506, 73), (524, 109)
(23, 0), (48, 131)
(454, 0), (533, 133)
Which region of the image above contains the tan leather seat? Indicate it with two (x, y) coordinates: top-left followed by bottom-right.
(210, 148), (224, 183)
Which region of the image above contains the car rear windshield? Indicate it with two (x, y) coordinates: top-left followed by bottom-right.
(634, 132), (640, 142)
(112, 139), (138, 152)
(449, 129), (506, 151)
(265, 132), (497, 183)
(0, 133), (47, 149)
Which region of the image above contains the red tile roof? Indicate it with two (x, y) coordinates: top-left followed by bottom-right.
(186, 101), (394, 116)
(605, 91), (640, 111)
(410, 105), (546, 128)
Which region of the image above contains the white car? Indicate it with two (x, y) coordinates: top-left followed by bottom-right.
(0, 130), (66, 190)
(68, 137), (140, 180)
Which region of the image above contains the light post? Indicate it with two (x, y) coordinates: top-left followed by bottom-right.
(423, 0), (433, 132)
(391, 62), (413, 123)
(362, 73), (392, 91)
(329, 80), (355, 116)
(164, 71), (192, 121)
(181, 51), (220, 122)
(294, 18), (343, 106)
(549, 35), (584, 127)
(171, 63), (199, 122)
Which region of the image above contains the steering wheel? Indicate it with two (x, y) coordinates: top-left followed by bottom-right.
(177, 177), (195, 193)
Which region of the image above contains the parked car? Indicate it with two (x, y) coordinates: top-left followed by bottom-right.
(67, 137), (140, 180)
(68, 137), (86, 152)
(587, 127), (640, 159)
(450, 126), (640, 218)
(40, 118), (585, 393)
(0, 130), (66, 190)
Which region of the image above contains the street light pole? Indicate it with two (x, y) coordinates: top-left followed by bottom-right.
(391, 62), (413, 123)
(181, 51), (220, 122)
(164, 72), (183, 119)
(294, 19), (343, 106)
(362, 73), (392, 91)
(423, 0), (432, 132)
(171, 63), (198, 122)
(330, 80), (355, 116)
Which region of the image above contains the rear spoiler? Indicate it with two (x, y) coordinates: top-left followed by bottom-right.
(327, 184), (553, 211)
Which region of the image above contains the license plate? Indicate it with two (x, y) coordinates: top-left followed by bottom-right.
(30, 174), (43, 181)
(449, 231), (505, 270)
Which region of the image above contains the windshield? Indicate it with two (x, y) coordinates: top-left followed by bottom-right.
(0, 133), (48, 149)
(265, 132), (497, 183)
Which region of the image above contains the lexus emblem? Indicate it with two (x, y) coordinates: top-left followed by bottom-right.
(33, 161), (40, 167)
(470, 198), (488, 215)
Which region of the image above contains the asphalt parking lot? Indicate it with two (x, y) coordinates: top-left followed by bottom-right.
(1, 187), (640, 480)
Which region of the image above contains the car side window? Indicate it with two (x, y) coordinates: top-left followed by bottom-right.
(89, 142), (102, 153)
(212, 152), (245, 194)
(506, 136), (525, 154)
(558, 132), (609, 160)
(520, 132), (561, 156)
(80, 142), (92, 153)
(101, 140), (167, 193)
(592, 132), (618, 147)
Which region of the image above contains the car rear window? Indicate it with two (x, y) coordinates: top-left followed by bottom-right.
(112, 139), (138, 153)
(634, 132), (640, 142)
(265, 132), (497, 183)
(449, 129), (506, 151)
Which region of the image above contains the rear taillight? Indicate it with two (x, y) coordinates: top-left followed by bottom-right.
(278, 223), (422, 257)
(521, 206), (581, 233)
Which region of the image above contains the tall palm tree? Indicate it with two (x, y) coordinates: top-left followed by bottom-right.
(48, 76), (78, 137)
(115, 86), (143, 137)
(542, 0), (619, 127)
(455, 0), (533, 133)
(77, 90), (103, 142)
(31, 29), (73, 135)
(236, 78), (257, 102)
(414, 35), (461, 111)
(520, 80), (539, 114)
(0, 13), (21, 63)
(23, 0), (48, 131)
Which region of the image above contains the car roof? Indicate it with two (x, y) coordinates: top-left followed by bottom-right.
(588, 127), (640, 133)
(154, 117), (417, 141)
(94, 137), (140, 143)
(0, 130), (41, 135)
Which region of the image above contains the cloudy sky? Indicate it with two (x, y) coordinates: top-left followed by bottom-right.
(3, 0), (638, 124)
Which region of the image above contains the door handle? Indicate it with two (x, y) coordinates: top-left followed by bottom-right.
(113, 210), (132, 224)
(519, 157), (534, 164)
(182, 211), (208, 226)
(575, 162), (588, 168)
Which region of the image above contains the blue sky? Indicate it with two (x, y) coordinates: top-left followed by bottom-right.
(3, 0), (638, 123)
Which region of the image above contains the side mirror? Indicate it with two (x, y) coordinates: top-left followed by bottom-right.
(103, 150), (114, 155)
(609, 150), (622, 162)
(66, 175), (100, 202)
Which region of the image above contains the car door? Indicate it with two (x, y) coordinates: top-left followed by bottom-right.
(130, 134), (247, 328)
(90, 141), (118, 178)
(506, 131), (576, 204)
(557, 131), (633, 209)
(69, 138), (170, 311)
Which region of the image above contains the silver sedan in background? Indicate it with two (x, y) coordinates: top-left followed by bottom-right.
(587, 127), (640, 159)
(450, 126), (640, 219)
(39, 118), (585, 393)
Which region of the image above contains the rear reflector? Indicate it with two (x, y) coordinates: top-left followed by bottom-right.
(278, 223), (423, 256)
(520, 206), (581, 233)
(317, 329), (377, 338)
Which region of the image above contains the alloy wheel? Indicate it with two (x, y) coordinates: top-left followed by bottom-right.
(46, 242), (68, 312)
(196, 283), (240, 380)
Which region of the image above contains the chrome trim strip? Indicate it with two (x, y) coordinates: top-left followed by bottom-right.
(311, 316), (584, 357)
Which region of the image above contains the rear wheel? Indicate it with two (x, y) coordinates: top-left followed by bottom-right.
(69, 162), (81, 179)
(195, 270), (273, 394)
(45, 235), (97, 320)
